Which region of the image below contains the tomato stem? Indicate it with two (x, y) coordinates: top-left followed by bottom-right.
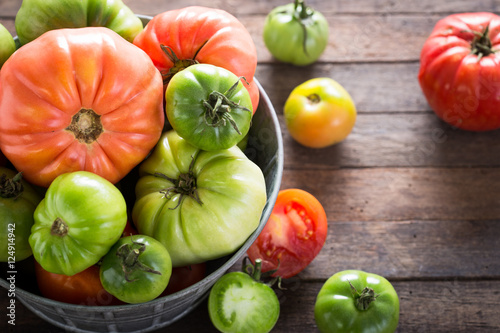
(293, 0), (315, 56)
(0, 172), (24, 200)
(466, 25), (495, 60)
(348, 280), (379, 311)
(116, 237), (162, 282)
(203, 77), (252, 134)
(243, 257), (284, 289)
(160, 42), (207, 84)
(155, 155), (203, 209)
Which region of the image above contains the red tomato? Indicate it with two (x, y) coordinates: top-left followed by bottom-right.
(418, 12), (500, 131)
(162, 263), (207, 295)
(35, 261), (122, 306)
(133, 7), (260, 113)
(0, 27), (164, 187)
(247, 189), (328, 279)
(122, 219), (139, 238)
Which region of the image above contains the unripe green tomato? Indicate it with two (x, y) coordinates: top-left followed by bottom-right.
(263, 0), (329, 66)
(0, 24), (16, 69)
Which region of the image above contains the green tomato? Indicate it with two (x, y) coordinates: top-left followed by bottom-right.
(165, 63), (253, 151)
(29, 171), (127, 276)
(0, 24), (16, 69)
(208, 259), (280, 333)
(0, 168), (42, 262)
(263, 0), (329, 66)
(132, 130), (267, 267)
(100, 235), (172, 304)
(14, 0), (143, 45)
(315, 270), (400, 333)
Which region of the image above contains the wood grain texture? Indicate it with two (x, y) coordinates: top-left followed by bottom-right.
(282, 167), (500, 222)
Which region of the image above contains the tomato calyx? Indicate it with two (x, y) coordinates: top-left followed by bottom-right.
(115, 236), (162, 282)
(0, 171), (23, 200)
(50, 217), (69, 237)
(66, 108), (103, 144)
(244, 257), (284, 289)
(160, 43), (206, 84)
(292, 0), (317, 56)
(348, 280), (380, 311)
(155, 155), (202, 209)
(203, 77), (252, 135)
(467, 25), (496, 60)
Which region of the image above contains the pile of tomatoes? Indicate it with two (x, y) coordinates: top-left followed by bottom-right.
(0, 1), (269, 306)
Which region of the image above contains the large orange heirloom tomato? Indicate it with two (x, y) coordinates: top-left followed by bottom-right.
(0, 27), (164, 187)
(133, 7), (260, 113)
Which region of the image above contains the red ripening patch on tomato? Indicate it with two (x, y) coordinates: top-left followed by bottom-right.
(247, 188), (328, 278)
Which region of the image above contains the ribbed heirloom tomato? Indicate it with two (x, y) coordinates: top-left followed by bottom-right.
(418, 12), (500, 131)
(133, 6), (260, 112)
(0, 27), (164, 187)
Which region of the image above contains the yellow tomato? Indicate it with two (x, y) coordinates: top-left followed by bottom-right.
(284, 78), (357, 148)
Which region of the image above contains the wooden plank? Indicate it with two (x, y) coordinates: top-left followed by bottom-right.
(278, 113), (500, 168)
(306, 220), (500, 280)
(281, 167), (500, 222)
(256, 62), (429, 113)
(6, 279), (498, 332)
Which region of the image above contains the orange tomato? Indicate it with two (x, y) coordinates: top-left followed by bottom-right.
(133, 7), (260, 112)
(0, 27), (164, 187)
(284, 78), (357, 148)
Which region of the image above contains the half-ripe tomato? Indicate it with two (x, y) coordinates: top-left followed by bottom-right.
(133, 7), (260, 112)
(0, 27), (164, 188)
(418, 12), (500, 131)
(284, 77), (357, 148)
(247, 188), (328, 279)
(35, 261), (122, 306)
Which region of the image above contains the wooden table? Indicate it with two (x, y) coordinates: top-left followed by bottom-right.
(1, 0), (500, 332)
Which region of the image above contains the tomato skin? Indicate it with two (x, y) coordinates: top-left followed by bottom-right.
(162, 262), (206, 295)
(165, 64), (253, 151)
(0, 167), (42, 262)
(14, 0), (143, 45)
(132, 130), (267, 267)
(0, 24), (15, 69)
(314, 270), (400, 333)
(247, 188), (327, 279)
(418, 12), (500, 131)
(29, 171), (127, 276)
(133, 6), (259, 112)
(208, 270), (279, 333)
(35, 261), (122, 306)
(263, 0), (329, 66)
(284, 78), (357, 148)
(100, 235), (172, 304)
(0, 27), (164, 188)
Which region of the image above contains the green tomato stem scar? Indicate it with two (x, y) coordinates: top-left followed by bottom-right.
(0, 171), (24, 199)
(307, 93), (321, 104)
(50, 217), (69, 237)
(202, 77), (252, 134)
(348, 279), (380, 311)
(116, 237), (161, 282)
